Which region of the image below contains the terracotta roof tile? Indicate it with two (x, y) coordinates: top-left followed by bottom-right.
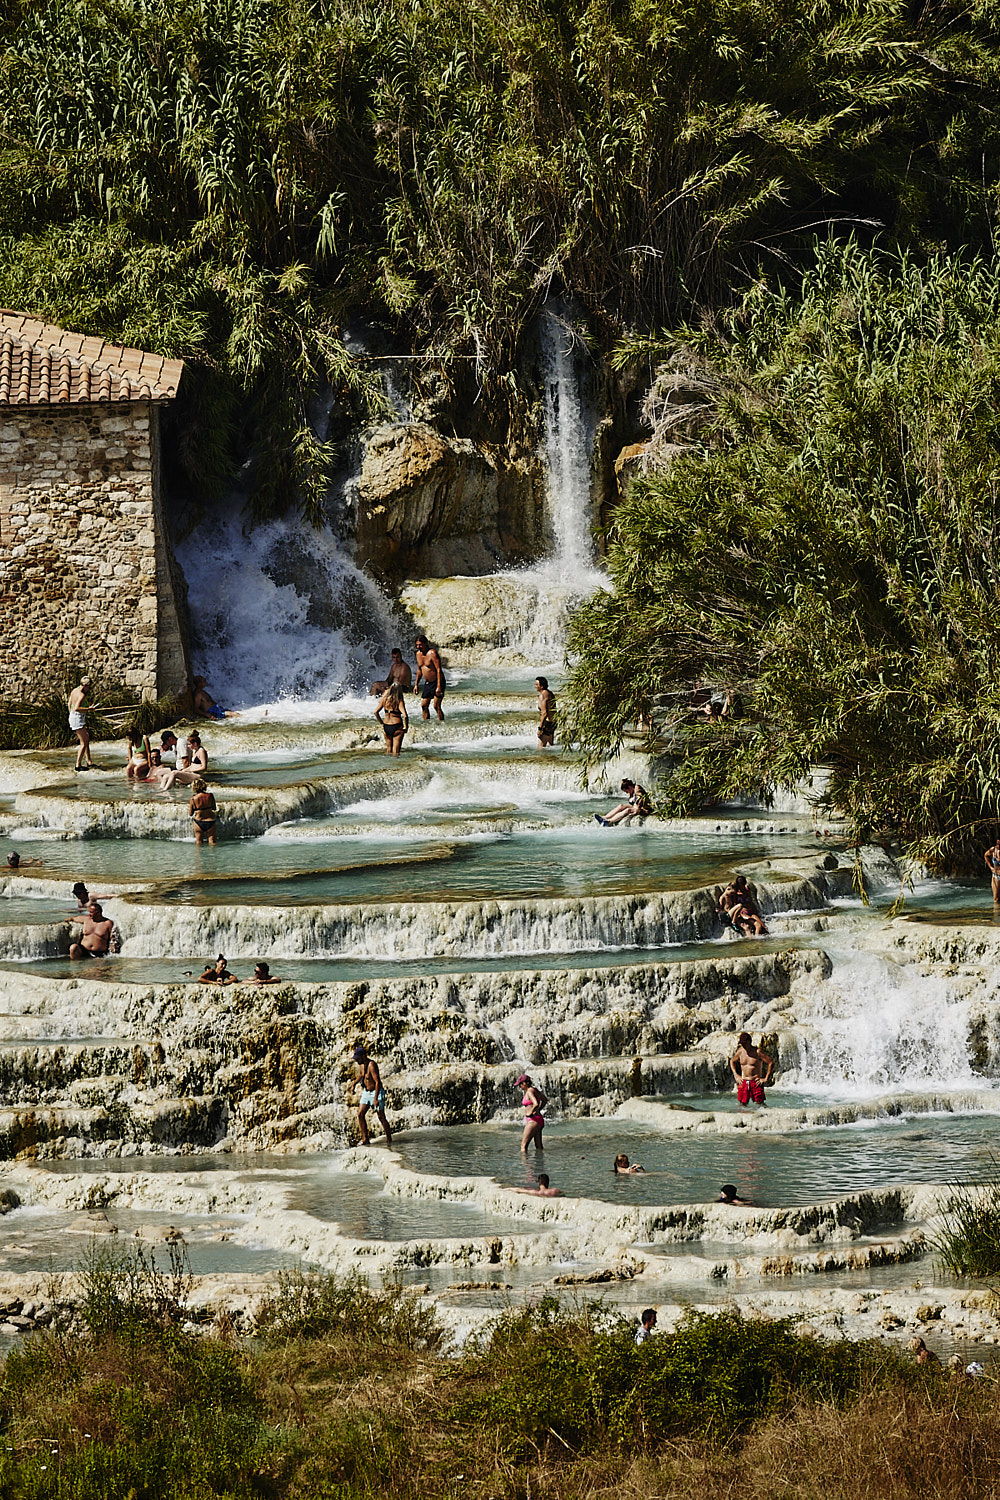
(0, 310), (183, 406)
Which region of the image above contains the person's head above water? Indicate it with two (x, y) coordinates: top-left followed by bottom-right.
(254, 962), (270, 980)
(6, 852), (19, 868)
(614, 1154), (630, 1171)
(72, 882), (89, 902)
(537, 1174), (550, 1188)
(719, 1184), (739, 1202)
(213, 955), (227, 971)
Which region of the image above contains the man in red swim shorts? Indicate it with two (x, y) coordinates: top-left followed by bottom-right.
(730, 1032), (774, 1106)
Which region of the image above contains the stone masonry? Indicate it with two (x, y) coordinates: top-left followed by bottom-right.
(0, 313), (190, 703)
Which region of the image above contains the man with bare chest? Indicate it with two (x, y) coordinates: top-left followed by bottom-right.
(69, 902), (114, 960)
(413, 635), (445, 721)
(729, 1031), (774, 1106)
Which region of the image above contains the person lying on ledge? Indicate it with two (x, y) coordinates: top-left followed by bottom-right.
(511, 1173), (562, 1197)
(198, 955), (239, 984)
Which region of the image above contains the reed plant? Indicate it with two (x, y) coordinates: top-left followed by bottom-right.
(933, 1161), (1000, 1277)
(0, 683), (182, 752)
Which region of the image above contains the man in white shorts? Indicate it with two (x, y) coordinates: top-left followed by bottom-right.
(67, 677), (94, 771)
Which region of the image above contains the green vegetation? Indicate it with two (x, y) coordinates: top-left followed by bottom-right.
(2, 0), (997, 514)
(934, 1163), (1000, 1277)
(565, 239), (1000, 873)
(0, 683), (181, 751)
(2, 1262), (997, 1499)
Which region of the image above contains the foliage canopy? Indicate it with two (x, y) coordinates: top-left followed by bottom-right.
(1, 0), (997, 513)
(564, 240), (1000, 873)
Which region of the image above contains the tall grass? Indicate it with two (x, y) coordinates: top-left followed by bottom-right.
(934, 1161), (1000, 1277)
(0, 684), (182, 752)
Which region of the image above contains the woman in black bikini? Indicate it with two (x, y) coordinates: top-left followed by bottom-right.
(188, 777), (218, 844)
(374, 682), (409, 756)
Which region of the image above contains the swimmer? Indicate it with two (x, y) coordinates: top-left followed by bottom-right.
(512, 1173), (562, 1197)
(354, 1044), (392, 1146)
(188, 778), (218, 845)
(198, 955), (239, 984)
(374, 682), (409, 757)
(536, 677), (556, 748)
(517, 1072), (546, 1153)
(595, 779), (652, 827)
(6, 852), (43, 869)
(718, 1184), (752, 1205)
(251, 961), (282, 985)
(613, 1154), (645, 1174)
(69, 902), (114, 960)
(730, 1032), (774, 1106)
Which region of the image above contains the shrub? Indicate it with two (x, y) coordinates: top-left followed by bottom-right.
(934, 1163), (1000, 1277)
(455, 1304), (910, 1460)
(256, 1268), (444, 1355)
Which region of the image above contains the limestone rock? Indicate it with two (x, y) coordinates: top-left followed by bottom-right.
(355, 422), (542, 581)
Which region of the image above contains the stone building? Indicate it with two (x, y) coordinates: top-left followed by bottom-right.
(0, 310), (190, 703)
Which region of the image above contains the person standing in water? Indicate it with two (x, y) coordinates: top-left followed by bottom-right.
(189, 778), (218, 844)
(414, 635), (445, 721)
(374, 681), (409, 756)
(729, 1032), (774, 1106)
(67, 676), (95, 771)
(517, 1072), (546, 1152)
(985, 836), (1000, 902)
(354, 1044), (392, 1146)
(536, 677), (556, 748)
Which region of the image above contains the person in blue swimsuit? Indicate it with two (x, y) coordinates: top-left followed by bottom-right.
(354, 1043), (392, 1146)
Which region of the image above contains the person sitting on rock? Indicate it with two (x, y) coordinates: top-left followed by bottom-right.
(198, 955), (239, 984)
(595, 779), (652, 827)
(192, 676), (240, 720)
(69, 902), (115, 960)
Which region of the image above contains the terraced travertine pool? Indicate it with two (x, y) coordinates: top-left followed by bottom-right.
(2, 666), (1000, 1353)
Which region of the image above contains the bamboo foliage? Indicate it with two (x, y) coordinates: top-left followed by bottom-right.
(0, 0), (997, 514)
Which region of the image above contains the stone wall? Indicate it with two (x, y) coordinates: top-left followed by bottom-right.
(0, 403), (189, 702)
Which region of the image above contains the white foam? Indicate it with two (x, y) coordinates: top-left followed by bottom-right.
(175, 502), (396, 709)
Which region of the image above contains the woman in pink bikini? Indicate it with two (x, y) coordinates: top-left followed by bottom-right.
(516, 1072), (546, 1153)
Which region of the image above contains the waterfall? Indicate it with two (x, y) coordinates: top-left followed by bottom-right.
(175, 499), (396, 709)
(787, 950), (981, 1095)
(539, 307), (596, 581)
(499, 307), (607, 657)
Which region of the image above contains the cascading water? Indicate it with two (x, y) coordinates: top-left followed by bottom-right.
(787, 949), (984, 1095)
(175, 499), (397, 708)
(502, 307), (607, 656)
